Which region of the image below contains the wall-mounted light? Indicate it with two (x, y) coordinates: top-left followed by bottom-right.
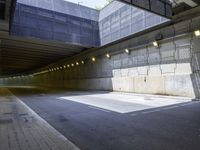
(81, 60), (84, 64)
(194, 30), (200, 37)
(76, 62), (79, 66)
(67, 64), (70, 68)
(92, 57), (96, 62)
(57, 67), (59, 70)
(63, 65), (66, 69)
(153, 41), (159, 47)
(106, 53), (111, 59)
(71, 63), (74, 67)
(125, 48), (130, 54)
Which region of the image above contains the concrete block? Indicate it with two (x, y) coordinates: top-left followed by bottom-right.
(121, 68), (129, 77)
(175, 63), (192, 75)
(113, 60), (121, 69)
(148, 49), (160, 65)
(112, 77), (134, 92)
(175, 36), (191, 47)
(192, 37), (200, 52)
(160, 63), (176, 75)
(122, 58), (129, 67)
(128, 68), (138, 77)
(161, 49), (175, 63)
(137, 66), (148, 76)
(165, 75), (195, 98)
(148, 65), (162, 76)
(131, 56), (138, 67)
(177, 45), (190, 61)
(174, 20), (190, 35)
(113, 69), (121, 77)
(134, 76), (165, 95)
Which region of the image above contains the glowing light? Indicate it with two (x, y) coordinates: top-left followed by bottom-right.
(125, 48), (130, 54)
(153, 41), (159, 47)
(194, 30), (200, 37)
(71, 63), (74, 67)
(92, 57), (96, 62)
(81, 60), (84, 64)
(106, 53), (111, 59)
(76, 62), (79, 66)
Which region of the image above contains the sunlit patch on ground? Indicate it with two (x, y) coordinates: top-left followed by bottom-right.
(59, 92), (191, 113)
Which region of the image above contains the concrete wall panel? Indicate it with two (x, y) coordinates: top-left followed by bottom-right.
(165, 75), (194, 97)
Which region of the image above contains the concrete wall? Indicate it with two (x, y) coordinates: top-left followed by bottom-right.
(11, 0), (100, 46)
(0, 34), (197, 98)
(17, 0), (99, 21)
(11, 0), (170, 46)
(34, 33), (194, 98)
(99, 1), (168, 45)
(2, 13), (200, 99)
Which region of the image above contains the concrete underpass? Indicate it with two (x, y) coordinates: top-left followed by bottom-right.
(0, 0), (200, 150)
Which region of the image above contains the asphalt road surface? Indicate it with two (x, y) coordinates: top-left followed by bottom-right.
(9, 87), (200, 150)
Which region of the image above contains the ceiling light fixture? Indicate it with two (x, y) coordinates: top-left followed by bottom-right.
(194, 30), (200, 37)
(92, 57), (96, 62)
(125, 48), (130, 54)
(106, 53), (111, 59)
(153, 41), (159, 47)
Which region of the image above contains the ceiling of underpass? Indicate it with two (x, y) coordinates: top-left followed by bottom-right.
(0, 35), (87, 76)
(0, 0), (91, 76)
(171, 0), (200, 14)
(0, 0), (200, 76)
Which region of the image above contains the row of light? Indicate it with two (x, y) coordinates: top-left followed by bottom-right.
(48, 60), (85, 72)
(4, 75), (33, 80)
(3, 30), (199, 79)
(35, 30), (200, 75)
(48, 55), (111, 72)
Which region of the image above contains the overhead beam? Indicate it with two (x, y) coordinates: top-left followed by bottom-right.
(117, 0), (172, 19)
(181, 0), (197, 7)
